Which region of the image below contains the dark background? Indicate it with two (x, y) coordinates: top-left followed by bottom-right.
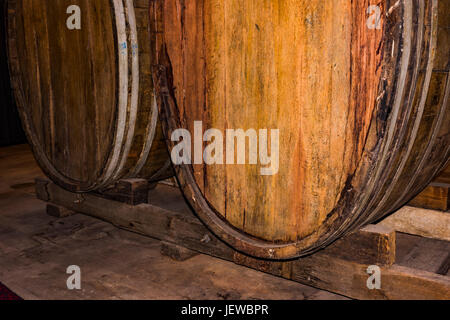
(0, 0), (26, 147)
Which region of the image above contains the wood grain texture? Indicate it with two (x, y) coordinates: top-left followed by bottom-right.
(409, 184), (449, 211)
(160, 241), (200, 262)
(396, 233), (450, 274)
(37, 181), (450, 300)
(379, 206), (450, 241)
(409, 163), (450, 210)
(153, 0), (450, 259)
(46, 203), (76, 218)
(7, 0), (171, 192)
(96, 178), (150, 205)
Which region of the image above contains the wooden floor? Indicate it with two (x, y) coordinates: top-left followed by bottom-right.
(0, 144), (346, 300)
(1, 144), (448, 299)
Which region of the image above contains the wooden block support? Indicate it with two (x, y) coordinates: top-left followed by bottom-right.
(409, 183), (450, 211)
(35, 181), (450, 300)
(46, 203), (77, 218)
(97, 179), (149, 205)
(35, 178), (50, 202)
(323, 224), (396, 267)
(161, 241), (199, 261)
(290, 255), (450, 300)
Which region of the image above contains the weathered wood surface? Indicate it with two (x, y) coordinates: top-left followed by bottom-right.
(322, 224), (396, 267)
(152, 0), (450, 259)
(409, 164), (450, 211)
(396, 233), (450, 275)
(46, 203), (76, 218)
(160, 241), (200, 262)
(290, 256), (449, 300)
(6, 0), (171, 192)
(36, 180), (450, 300)
(379, 206), (450, 241)
(409, 184), (449, 211)
(96, 178), (150, 206)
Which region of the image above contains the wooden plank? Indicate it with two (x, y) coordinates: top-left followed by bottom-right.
(290, 254), (450, 300)
(46, 204), (77, 218)
(396, 233), (450, 274)
(35, 181), (450, 300)
(379, 206), (450, 241)
(408, 183), (449, 211)
(324, 225), (396, 267)
(97, 179), (149, 205)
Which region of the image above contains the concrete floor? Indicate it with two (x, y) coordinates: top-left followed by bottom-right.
(0, 144), (346, 300)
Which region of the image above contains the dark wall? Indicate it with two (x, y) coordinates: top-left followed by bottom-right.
(0, 0), (26, 147)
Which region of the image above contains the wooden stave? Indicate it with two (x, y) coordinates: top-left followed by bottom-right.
(7, 0), (171, 193)
(152, 0), (450, 259)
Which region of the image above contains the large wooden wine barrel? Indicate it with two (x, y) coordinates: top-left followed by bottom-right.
(152, 0), (450, 259)
(7, 0), (171, 192)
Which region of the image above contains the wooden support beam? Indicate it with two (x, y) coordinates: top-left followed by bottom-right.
(96, 179), (149, 205)
(161, 242), (199, 261)
(324, 225), (396, 267)
(409, 164), (450, 211)
(379, 206), (450, 241)
(234, 250), (450, 300)
(290, 255), (450, 300)
(35, 181), (450, 300)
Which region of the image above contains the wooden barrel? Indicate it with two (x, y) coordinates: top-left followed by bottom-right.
(152, 0), (450, 259)
(6, 0), (171, 192)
